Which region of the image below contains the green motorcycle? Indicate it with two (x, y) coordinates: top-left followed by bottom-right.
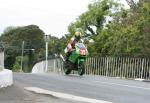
(60, 42), (88, 76)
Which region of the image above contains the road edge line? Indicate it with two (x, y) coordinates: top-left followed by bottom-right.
(24, 87), (112, 103)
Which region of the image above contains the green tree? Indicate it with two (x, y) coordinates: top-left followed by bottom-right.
(93, 0), (150, 57)
(67, 0), (150, 57)
(67, 0), (121, 55)
(0, 25), (45, 71)
(47, 35), (66, 56)
(68, 0), (119, 36)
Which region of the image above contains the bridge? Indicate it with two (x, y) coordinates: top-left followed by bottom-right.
(32, 57), (150, 81)
(1, 53), (150, 103)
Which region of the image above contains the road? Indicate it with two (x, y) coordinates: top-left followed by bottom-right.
(13, 73), (150, 103)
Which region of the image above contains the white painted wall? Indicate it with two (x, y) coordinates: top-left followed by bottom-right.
(32, 59), (62, 74)
(0, 51), (13, 88)
(0, 69), (13, 88)
(32, 61), (46, 73)
(0, 52), (4, 71)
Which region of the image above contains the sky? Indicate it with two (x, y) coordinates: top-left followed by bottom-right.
(0, 0), (128, 38)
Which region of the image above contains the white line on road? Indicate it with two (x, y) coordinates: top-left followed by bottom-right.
(24, 87), (113, 103)
(94, 81), (150, 91)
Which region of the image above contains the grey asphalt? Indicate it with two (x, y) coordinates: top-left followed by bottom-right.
(13, 73), (150, 103)
(0, 75), (87, 103)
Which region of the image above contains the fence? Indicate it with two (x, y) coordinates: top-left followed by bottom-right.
(48, 59), (63, 74)
(54, 56), (150, 80)
(85, 57), (150, 79)
(32, 56), (150, 80)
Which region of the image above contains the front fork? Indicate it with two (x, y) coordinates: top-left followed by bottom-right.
(77, 58), (85, 68)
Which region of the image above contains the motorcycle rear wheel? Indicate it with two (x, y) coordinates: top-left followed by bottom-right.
(63, 63), (71, 75)
(64, 68), (71, 75)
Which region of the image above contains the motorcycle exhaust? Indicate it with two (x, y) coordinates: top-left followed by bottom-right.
(60, 54), (65, 62)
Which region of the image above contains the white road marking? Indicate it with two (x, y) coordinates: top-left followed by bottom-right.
(94, 81), (150, 91)
(24, 87), (113, 103)
(134, 78), (145, 81)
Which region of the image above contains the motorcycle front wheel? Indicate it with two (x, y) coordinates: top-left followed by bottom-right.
(78, 61), (85, 76)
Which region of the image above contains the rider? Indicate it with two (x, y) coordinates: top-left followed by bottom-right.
(64, 29), (82, 61)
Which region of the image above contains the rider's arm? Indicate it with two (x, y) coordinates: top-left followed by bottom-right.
(67, 37), (75, 52)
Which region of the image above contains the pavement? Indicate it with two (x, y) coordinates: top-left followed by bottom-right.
(0, 83), (87, 103)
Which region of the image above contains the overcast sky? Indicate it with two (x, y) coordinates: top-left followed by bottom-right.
(0, 0), (128, 38)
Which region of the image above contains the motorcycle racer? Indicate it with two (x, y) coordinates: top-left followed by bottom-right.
(64, 30), (82, 61)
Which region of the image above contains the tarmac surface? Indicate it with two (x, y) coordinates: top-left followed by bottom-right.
(0, 83), (86, 103)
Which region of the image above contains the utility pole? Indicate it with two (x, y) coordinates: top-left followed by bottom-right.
(21, 41), (24, 72)
(45, 35), (49, 72)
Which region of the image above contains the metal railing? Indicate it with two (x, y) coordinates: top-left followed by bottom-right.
(32, 56), (150, 80)
(48, 58), (63, 74)
(54, 56), (150, 80)
(85, 57), (150, 79)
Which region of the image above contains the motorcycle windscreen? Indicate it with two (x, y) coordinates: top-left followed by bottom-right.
(77, 43), (87, 55)
(77, 43), (86, 49)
